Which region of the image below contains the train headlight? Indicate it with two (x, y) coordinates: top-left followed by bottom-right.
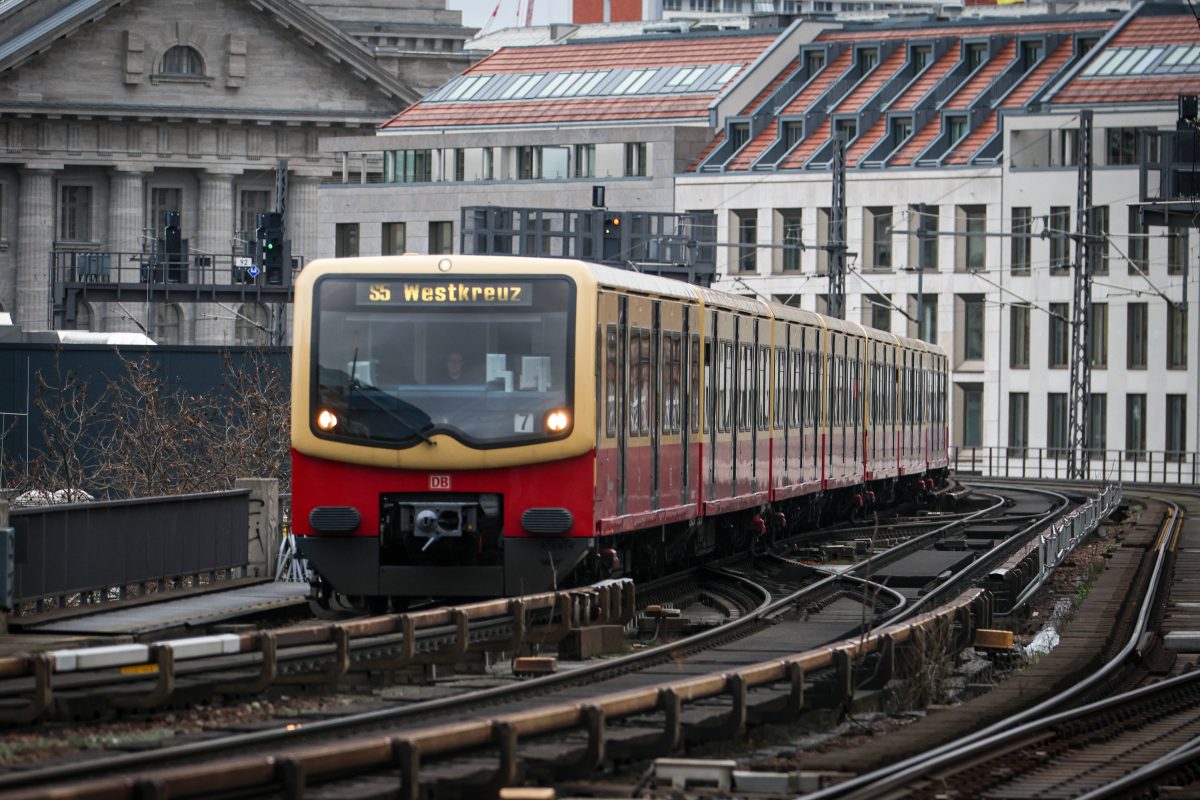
(545, 409), (571, 433)
(316, 408), (339, 431)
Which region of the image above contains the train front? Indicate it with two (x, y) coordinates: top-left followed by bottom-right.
(291, 256), (598, 605)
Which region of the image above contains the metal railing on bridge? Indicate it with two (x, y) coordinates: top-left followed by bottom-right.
(951, 446), (1199, 485)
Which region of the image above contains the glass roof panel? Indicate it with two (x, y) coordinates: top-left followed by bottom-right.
(1081, 48), (1115, 77)
(1112, 47), (1149, 75)
(612, 69), (647, 94)
(1162, 45), (1188, 67)
(1098, 49), (1131, 76)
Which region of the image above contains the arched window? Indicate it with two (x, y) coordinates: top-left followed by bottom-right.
(153, 303), (182, 344)
(235, 303), (270, 346)
(75, 302), (94, 331)
(161, 45), (204, 76)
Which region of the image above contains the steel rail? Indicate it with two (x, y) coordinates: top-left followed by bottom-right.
(804, 492), (1177, 800)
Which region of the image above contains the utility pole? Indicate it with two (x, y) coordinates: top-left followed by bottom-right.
(1067, 110), (1094, 480)
(828, 132), (847, 320)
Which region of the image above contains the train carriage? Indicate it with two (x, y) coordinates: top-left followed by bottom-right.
(291, 255), (949, 606)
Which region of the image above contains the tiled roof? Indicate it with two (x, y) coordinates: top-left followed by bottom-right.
(382, 32), (777, 129)
(847, 115), (887, 166)
(945, 41), (1015, 110)
(464, 34), (776, 73)
(819, 19), (1110, 43)
(834, 47), (907, 112)
(1051, 14), (1200, 104)
(384, 95), (721, 128)
(944, 36), (1075, 164)
(779, 118), (831, 169)
(891, 115), (940, 165)
(891, 46), (961, 110)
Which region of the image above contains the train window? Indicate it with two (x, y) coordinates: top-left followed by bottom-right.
(690, 334), (701, 435)
(663, 332), (681, 435)
(775, 347), (786, 428)
(605, 324), (617, 437)
(640, 329), (652, 436)
(628, 330), (641, 437)
(723, 341), (734, 432)
(738, 344), (751, 432)
(759, 346), (770, 429)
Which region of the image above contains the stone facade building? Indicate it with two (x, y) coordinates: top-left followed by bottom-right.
(0, 0), (474, 343)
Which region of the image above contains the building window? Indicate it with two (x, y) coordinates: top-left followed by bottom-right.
(730, 123), (749, 151)
(1047, 393), (1068, 455)
(430, 221), (453, 255)
(1168, 225), (1188, 275)
(454, 149), (465, 182)
(1049, 206), (1071, 274)
(1168, 303), (1188, 369)
(1010, 305), (1030, 368)
(892, 116), (913, 145)
(866, 206), (892, 270)
(960, 384), (982, 447)
(1090, 302), (1107, 368)
(866, 294), (890, 331)
(961, 294), (985, 362)
(382, 222), (406, 256)
(1127, 302), (1147, 369)
(1128, 207), (1148, 274)
(624, 142), (647, 177)
(1008, 392), (1028, 457)
(335, 223), (359, 257)
(1106, 127), (1151, 165)
(573, 144), (595, 178)
(1049, 302), (1069, 368)
(735, 209), (757, 272)
(780, 210), (802, 272)
(234, 303), (270, 346)
(957, 205), (985, 271)
(967, 42), (987, 71)
(1090, 205), (1109, 275)
(239, 190), (271, 241)
(1012, 206), (1032, 275)
(161, 45), (204, 76)
(1087, 394), (1107, 456)
(1166, 395), (1187, 460)
(152, 303), (182, 344)
(912, 46), (932, 69)
(1019, 40), (1043, 71)
(482, 148), (494, 181)
(59, 185), (92, 242)
(384, 150), (432, 183)
(1126, 394), (1146, 460)
(806, 50), (826, 73)
(784, 121), (804, 149)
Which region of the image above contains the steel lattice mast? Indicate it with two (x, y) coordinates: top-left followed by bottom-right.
(828, 132), (847, 320)
(1067, 109), (1094, 480)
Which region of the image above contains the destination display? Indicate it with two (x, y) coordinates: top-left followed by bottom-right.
(357, 281), (533, 307)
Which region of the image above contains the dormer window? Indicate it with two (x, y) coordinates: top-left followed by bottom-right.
(912, 46), (932, 70)
(730, 123), (750, 150)
(161, 45), (204, 76)
(859, 48), (879, 71)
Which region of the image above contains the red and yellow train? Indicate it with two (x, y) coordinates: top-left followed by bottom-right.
(291, 255), (949, 607)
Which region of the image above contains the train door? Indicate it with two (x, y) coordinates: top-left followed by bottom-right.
(624, 294), (654, 515)
(680, 305), (691, 508)
(597, 292), (622, 523)
(651, 301), (662, 510)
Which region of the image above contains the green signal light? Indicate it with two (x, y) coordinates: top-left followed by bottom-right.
(266, 242), (275, 250)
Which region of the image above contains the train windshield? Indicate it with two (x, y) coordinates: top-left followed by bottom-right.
(312, 275), (575, 448)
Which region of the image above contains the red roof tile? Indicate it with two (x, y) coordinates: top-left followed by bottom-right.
(819, 19), (1110, 43)
(778, 47), (855, 115)
(890, 115), (940, 165)
(943, 113), (995, 165)
(890, 46), (961, 110)
(1003, 37), (1074, 107)
(946, 41), (1016, 110)
(847, 115), (888, 166)
(1052, 74), (1200, 104)
(471, 34), (778, 73)
(688, 130), (726, 172)
(1109, 14), (1200, 47)
(384, 95), (717, 128)
(778, 118), (830, 168)
(834, 46), (908, 112)
(739, 57), (800, 115)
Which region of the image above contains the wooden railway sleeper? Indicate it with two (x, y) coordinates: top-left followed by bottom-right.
(417, 610), (470, 665)
(544, 704), (606, 780)
(277, 624), (350, 684)
(225, 631), (278, 694)
(393, 737), (421, 800)
(112, 644), (175, 710)
(525, 593), (573, 644)
(748, 662), (806, 725)
(684, 673), (747, 742)
(356, 615), (416, 671)
(0, 653), (51, 724)
(481, 721), (521, 799)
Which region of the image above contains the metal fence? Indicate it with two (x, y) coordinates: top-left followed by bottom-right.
(951, 446), (1200, 485)
(1, 490), (249, 613)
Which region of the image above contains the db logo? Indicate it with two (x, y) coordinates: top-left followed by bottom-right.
(429, 475), (452, 490)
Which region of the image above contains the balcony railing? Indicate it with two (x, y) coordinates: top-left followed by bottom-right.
(951, 446), (1199, 485)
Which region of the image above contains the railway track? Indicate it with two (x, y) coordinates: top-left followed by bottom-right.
(0, 482), (1111, 799)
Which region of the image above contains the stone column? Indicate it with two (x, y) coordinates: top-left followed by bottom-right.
(287, 173), (319, 267)
(16, 168), (55, 331)
(103, 167), (149, 333)
(194, 170), (237, 345)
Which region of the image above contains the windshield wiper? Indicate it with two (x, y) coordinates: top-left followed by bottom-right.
(351, 379), (437, 446)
